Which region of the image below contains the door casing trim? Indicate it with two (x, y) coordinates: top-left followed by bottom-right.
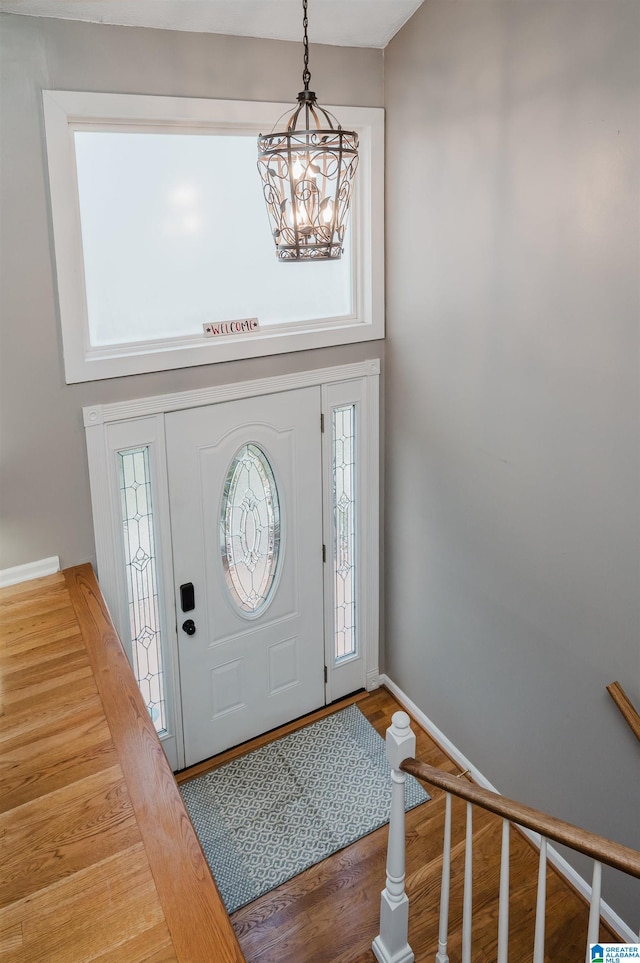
(84, 359), (380, 426)
(84, 359), (381, 771)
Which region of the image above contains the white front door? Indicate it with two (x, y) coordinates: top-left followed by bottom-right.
(166, 387), (325, 766)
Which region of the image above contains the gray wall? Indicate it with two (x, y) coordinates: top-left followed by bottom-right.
(384, 0), (640, 925)
(2, 0), (639, 930)
(0, 13), (384, 570)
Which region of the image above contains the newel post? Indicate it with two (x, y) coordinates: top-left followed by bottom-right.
(372, 711), (416, 963)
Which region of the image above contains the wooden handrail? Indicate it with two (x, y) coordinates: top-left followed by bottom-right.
(401, 758), (640, 879)
(607, 681), (640, 742)
(65, 565), (245, 963)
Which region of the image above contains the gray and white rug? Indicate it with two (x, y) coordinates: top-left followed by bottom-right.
(180, 704), (429, 913)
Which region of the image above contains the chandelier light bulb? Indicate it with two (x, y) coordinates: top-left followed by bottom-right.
(292, 155), (307, 182)
(322, 199), (334, 224)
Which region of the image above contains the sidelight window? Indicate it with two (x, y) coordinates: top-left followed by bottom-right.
(117, 446), (167, 732)
(333, 404), (357, 661)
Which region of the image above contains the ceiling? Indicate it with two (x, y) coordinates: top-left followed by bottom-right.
(0, 0), (425, 48)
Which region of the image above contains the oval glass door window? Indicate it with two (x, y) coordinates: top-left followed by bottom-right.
(220, 443), (281, 615)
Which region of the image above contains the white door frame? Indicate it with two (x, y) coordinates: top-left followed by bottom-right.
(84, 359), (380, 771)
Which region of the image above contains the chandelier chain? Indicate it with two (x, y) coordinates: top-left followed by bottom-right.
(302, 0), (311, 90)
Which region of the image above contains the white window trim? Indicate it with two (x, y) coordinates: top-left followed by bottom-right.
(43, 90), (385, 384)
(84, 359), (381, 771)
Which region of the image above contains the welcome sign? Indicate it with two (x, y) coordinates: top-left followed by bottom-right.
(203, 318), (260, 338)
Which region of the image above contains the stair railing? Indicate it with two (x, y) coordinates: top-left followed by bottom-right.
(373, 711), (640, 963)
(607, 681), (640, 743)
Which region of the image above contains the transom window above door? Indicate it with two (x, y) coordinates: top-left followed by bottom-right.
(42, 91), (384, 383)
(73, 130), (352, 344)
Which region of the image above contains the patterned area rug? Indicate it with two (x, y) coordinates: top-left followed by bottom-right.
(180, 704), (429, 913)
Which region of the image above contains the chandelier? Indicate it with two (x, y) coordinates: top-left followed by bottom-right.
(257, 0), (359, 261)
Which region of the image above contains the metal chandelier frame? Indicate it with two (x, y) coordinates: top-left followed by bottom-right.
(257, 0), (359, 261)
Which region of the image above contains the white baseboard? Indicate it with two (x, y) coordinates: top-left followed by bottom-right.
(0, 556), (60, 588)
(366, 669), (381, 692)
(380, 674), (638, 944)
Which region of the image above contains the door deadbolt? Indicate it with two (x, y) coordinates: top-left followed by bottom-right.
(180, 582), (195, 612)
(182, 618), (196, 636)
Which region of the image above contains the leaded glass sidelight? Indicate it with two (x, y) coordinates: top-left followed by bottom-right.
(333, 405), (357, 660)
(118, 446), (166, 732)
(221, 444), (281, 615)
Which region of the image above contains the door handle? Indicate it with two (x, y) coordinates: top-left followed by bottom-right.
(182, 619), (196, 636)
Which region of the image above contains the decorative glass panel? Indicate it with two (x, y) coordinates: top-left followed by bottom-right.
(221, 444), (281, 615)
(333, 405), (357, 660)
(118, 446), (166, 732)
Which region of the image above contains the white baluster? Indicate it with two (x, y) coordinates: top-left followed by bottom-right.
(532, 837), (547, 963)
(435, 792), (452, 963)
(585, 861), (602, 963)
(462, 802), (473, 963)
(372, 711), (416, 963)
(497, 818), (510, 963)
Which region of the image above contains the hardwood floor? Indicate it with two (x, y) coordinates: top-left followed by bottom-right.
(218, 689), (620, 963)
(0, 570), (621, 962)
(0, 566), (243, 963)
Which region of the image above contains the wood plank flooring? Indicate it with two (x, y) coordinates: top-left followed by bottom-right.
(199, 688), (619, 963)
(0, 566), (244, 963)
(0, 569), (622, 962)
